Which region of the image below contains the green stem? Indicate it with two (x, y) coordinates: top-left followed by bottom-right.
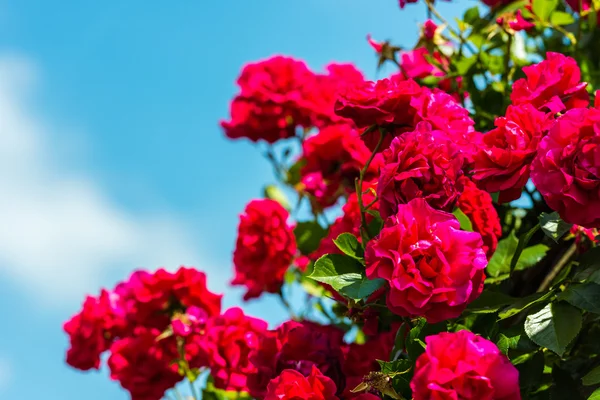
(356, 128), (385, 244)
(278, 291), (298, 320)
(537, 243), (577, 292)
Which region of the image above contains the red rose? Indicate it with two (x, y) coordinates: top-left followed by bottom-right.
(64, 290), (126, 370)
(377, 122), (466, 219)
(300, 125), (381, 209)
(334, 77), (422, 128)
(231, 199), (297, 300)
(409, 88), (479, 163)
(457, 179), (502, 259)
(221, 56), (318, 143)
(248, 321), (347, 399)
(123, 267), (222, 331)
(511, 52), (589, 113)
(472, 103), (554, 203)
(203, 308), (268, 392)
(108, 328), (182, 400)
(365, 199), (487, 323)
(265, 366), (339, 400)
(411, 331), (521, 400)
(531, 107), (600, 227)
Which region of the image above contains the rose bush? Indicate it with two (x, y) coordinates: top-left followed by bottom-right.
(64, 1), (600, 400)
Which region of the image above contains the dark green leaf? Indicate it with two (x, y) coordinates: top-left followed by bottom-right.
(454, 56), (477, 75)
(463, 6), (480, 24)
(524, 302), (582, 356)
(286, 159), (306, 186)
(340, 276), (386, 301)
(582, 365), (600, 386)
(294, 221), (328, 255)
(510, 224), (541, 272)
(514, 244), (550, 271)
(517, 351), (545, 390)
(333, 233), (364, 261)
(559, 283), (600, 314)
(391, 323), (409, 360)
(532, 0), (559, 21)
(263, 184), (291, 211)
(498, 291), (555, 320)
(453, 208), (473, 232)
(589, 9), (598, 30)
(539, 212), (572, 242)
(407, 318), (427, 361)
(487, 232), (519, 277)
(467, 290), (516, 313)
(366, 210), (384, 239)
(550, 10), (575, 25)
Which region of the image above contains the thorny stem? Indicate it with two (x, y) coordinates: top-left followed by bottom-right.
(503, 31), (513, 89)
(537, 243), (577, 292)
(356, 128), (385, 244)
(391, 58), (409, 80)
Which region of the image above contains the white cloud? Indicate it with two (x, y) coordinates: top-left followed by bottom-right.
(0, 55), (221, 307)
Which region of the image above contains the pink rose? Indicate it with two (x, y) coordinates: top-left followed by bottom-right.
(265, 366), (339, 400)
(531, 107), (600, 227)
(411, 330), (521, 400)
(365, 198), (487, 323)
(232, 199), (297, 300)
(334, 77), (422, 128)
(377, 122), (466, 219)
(472, 103), (554, 203)
(511, 52), (589, 113)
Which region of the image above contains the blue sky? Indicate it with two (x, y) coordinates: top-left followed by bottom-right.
(0, 1), (472, 398)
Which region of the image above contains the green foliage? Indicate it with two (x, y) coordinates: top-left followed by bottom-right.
(524, 303), (582, 357)
(452, 208), (474, 232)
(333, 233), (364, 261)
(294, 221), (328, 255)
(539, 212), (573, 243)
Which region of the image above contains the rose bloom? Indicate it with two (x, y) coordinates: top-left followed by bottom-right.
(248, 321), (347, 399)
(300, 125), (381, 209)
(64, 290), (126, 370)
(265, 366), (339, 400)
(334, 76), (422, 128)
(511, 52), (589, 113)
(409, 88), (479, 163)
(472, 103), (554, 203)
(457, 179), (502, 259)
(365, 198), (487, 323)
(221, 56), (318, 143)
(531, 107), (600, 228)
(203, 307), (268, 392)
(231, 199), (297, 300)
(411, 330), (521, 400)
(108, 328), (182, 400)
(378, 122), (466, 219)
(121, 267), (222, 331)
(497, 10), (535, 31)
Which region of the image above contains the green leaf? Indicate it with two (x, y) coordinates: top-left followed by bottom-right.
(532, 0), (559, 21)
(539, 212), (572, 242)
(407, 318), (427, 361)
(510, 224), (541, 272)
(516, 351), (545, 390)
(309, 254), (385, 300)
(263, 184), (291, 211)
(453, 208), (473, 232)
(487, 232), (519, 277)
(377, 359), (412, 375)
(582, 365), (600, 386)
(333, 233), (364, 261)
(294, 221), (328, 255)
(550, 10), (576, 25)
(467, 290), (516, 313)
(463, 6), (480, 24)
(524, 302), (582, 356)
(514, 244), (550, 271)
(498, 291), (555, 320)
(559, 283), (600, 314)
(454, 56), (477, 75)
(366, 210), (384, 239)
(589, 388), (600, 400)
(589, 10), (598, 31)
(391, 323), (409, 360)
(496, 331), (537, 355)
(286, 159), (306, 186)
(203, 376), (252, 400)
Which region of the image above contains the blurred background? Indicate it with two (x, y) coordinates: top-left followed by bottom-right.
(0, 1), (470, 398)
